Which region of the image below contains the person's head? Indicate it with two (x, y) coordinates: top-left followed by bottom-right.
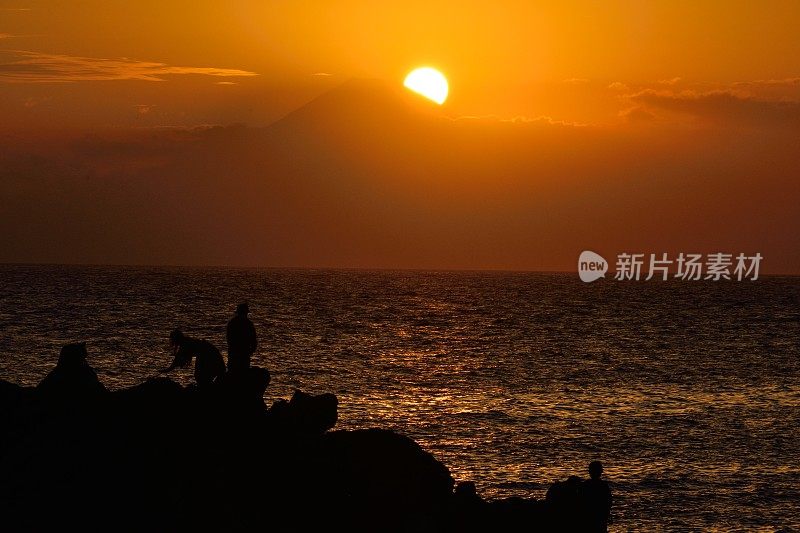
(58, 342), (87, 368)
(589, 461), (603, 480)
(236, 302), (249, 316)
(169, 329), (184, 349)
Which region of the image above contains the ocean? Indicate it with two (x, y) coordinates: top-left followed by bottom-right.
(0, 265), (798, 531)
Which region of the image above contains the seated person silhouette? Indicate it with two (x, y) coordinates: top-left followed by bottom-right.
(226, 302), (257, 373)
(580, 461), (613, 532)
(37, 342), (107, 398)
(546, 474), (583, 528)
(163, 329), (225, 387)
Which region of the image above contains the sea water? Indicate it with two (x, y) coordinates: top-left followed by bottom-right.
(1, 265), (798, 530)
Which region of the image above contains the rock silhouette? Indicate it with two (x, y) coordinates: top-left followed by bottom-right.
(0, 345), (613, 531)
(269, 389), (338, 436)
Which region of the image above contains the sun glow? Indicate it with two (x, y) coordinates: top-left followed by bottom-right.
(403, 67), (448, 105)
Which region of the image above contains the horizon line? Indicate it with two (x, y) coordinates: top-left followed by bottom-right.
(1, 261), (798, 277)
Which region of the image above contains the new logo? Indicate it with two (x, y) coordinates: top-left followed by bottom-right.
(578, 251), (608, 283)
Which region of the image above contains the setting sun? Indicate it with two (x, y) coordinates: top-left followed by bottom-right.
(403, 67), (448, 105)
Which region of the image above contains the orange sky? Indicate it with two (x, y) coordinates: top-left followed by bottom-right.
(3, 1), (800, 126)
(1, 1), (799, 272)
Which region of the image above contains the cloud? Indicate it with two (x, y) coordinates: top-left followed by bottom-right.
(0, 33), (14, 39)
(658, 77), (682, 85)
(562, 77), (589, 84)
(733, 77), (800, 87)
(450, 114), (588, 127)
(313, 72), (333, 77)
(23, 95), (49, 108)
(0, 50), (258, 83)
(502, 115), (588, 127)
(135, 104), (155, 115)
(608, 81), (629, 91)
(216, 81), (237, 85)
(627, 89), (800, 128)
(618, 106), (656, 123)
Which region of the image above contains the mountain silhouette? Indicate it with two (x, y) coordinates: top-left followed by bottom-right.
(261, 77), (455, 180)
(268, 78), (446, 138)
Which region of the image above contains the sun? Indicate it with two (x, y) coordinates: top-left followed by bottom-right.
(403, 67), (448, 105)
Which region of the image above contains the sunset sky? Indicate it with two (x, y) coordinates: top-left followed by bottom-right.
(1, 1), (799, 272)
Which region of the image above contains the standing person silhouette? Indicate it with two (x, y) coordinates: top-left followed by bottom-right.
(226, 303), (257, 373)
(163, 329), (225, 387)
(580, 461), (613, 532)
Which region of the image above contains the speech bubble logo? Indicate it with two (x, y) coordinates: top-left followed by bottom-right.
(578, 251), (608, 282)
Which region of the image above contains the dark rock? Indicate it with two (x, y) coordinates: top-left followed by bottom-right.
(0, 349), (588, 532)
(486, 496), (546, 531)
(112, 376), (186, 420)
(0, 379), (36, 452)
(269, 389), (338, 436)
(219, 366), (271, 418)
(447, 481), (490, 531)
(0, 379), (34, 410)
(114, 375), (184, 401)
(316, 428), (454, 529)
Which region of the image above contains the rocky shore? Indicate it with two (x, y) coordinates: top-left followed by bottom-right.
(0, 351), (597, 531)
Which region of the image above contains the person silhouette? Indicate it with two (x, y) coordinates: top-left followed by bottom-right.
(163, 329), (225, 387)
(546, 475), (583, 529)
(37, 342), (108, 399)
(226, 303), (257, 373)
(580, 461), (613, 532)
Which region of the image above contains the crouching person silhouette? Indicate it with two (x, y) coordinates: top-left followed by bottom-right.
(163, 329), (225, 387)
